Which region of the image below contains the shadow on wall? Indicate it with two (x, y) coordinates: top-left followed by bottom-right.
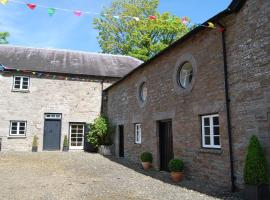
(102, 155), (244, 200)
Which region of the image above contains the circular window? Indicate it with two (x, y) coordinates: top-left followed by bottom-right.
(139, 82), (147, 102)
(178, 62), (193, 89)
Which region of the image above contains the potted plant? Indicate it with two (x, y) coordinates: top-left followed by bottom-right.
(168, 158), (184, 182)
(63, 135), (69, 152)
(87, 116), (112, 156)
(140, 152), (153, 170)
(32, 135), (38, 152)
(244, 135), (269, 200)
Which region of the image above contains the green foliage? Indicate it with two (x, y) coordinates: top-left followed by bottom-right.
(168, 158), (184, 172)
(93, 0), (190, 61)
(140, 152), (153, 163)
(0, 32), (9, 44)
(244, 135), (269, 185)
(32, 135), (38, 147)
(63, 135), (69, 147)
(87, 116), (111, 148)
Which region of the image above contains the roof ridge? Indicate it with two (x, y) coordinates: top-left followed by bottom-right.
(0, 44), (143, 63)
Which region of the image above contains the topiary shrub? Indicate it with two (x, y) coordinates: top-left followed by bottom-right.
(140, 152), (153, 163)
(87, 116), (111, 148)
(32, 135), (38, 147)
(168, 158), (184, 172)
(244, 135), (269, 185)
(63, 135), (68, 148)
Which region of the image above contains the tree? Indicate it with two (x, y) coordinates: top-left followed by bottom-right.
(244, 135), (269, 185)
(94, 0), (190, 61)
(0, 32), (9, 44)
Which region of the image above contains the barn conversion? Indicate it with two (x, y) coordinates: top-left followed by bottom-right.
(103, 0), (270, 191)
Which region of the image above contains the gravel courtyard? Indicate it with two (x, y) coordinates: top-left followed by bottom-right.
(0, 152), (241, 200)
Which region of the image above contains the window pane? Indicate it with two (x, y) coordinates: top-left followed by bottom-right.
(205, 136), (210, 145)
(204, 118), (210, 126)
(213, 117), (219, 126)
(19, 131), (25, 135)
(77, 142), (82, 146)
(214, 136), (220, 146)
(214, 127), (220, 136)
(22, 85), (28, 89)
(204, 127), (210, 135)
(14, 84), (21, 89)
(179, 62), (193, 89)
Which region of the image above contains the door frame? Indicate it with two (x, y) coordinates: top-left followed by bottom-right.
(43, 113), (62, 151)
(157, 119), (173, 171)
(118, 125), (124, 157)
(69, 122), (85, 150)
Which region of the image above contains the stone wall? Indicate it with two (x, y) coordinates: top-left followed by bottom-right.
(0, 73), (116, 151)
(105, 27), (232, 190)
(105, 0), (270, 190)
(222, 0), (270, 188)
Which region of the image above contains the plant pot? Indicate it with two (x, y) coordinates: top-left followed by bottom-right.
(141, 162), (152, 170)
(98, 145), (112, 156)
(32, 146), (38, 152)
(244, 184), (269, 200)
(170, 171), (183, 182)
(62, 146), (69, 152)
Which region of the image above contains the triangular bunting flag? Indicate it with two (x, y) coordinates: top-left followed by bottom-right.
(148, 15), (157, 20)
(182, 17), (189, 25)
(27, 3), (36, 10)
(207, 22), (215, 28)
(47, 8), (56, 16)
(74, 10), (82, 16)
(132, 17), (140, 21)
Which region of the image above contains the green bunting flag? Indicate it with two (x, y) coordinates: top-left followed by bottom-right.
(47, 8), (56, 16)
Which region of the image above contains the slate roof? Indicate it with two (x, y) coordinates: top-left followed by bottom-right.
(0, 45), (143, 78)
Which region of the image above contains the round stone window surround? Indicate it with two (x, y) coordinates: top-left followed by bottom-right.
(173, 53), (197, 95)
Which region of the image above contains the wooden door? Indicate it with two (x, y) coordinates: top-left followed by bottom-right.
(159, 120), (173, 171)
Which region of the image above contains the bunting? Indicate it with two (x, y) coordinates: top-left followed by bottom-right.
(0, 0), (225, 32)
(0, 64), (96, 81)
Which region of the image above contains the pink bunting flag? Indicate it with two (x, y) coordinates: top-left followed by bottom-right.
(148, 15), (157, 20)
(182, 17), (189, 25)
(27, 3), (36, 10)
(74, 10), (82, 16)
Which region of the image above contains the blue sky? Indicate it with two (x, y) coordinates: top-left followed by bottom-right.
(0, 0), (231, 52)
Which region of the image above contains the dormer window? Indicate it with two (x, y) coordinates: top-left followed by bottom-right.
(13, 76), (30, 91)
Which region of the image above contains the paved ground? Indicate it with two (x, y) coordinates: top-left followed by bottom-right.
(0, 152), (242, 200)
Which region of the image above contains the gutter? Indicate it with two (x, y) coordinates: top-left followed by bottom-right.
(218, 22), (236, 192)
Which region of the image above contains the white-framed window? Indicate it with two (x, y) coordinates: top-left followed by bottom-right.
(69, 123), (85, 150)
(135, 123), (141, 144)
(9, 121), (27, 137)
(201, 114), (220, 149)
(13, 76), (30, 91)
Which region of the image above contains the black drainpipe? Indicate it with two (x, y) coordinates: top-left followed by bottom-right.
(218, 22), (236, 192)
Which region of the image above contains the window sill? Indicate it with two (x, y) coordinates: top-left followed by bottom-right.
(7, 136), (27, 139)
(12, 90), (30, 93)
(198, 148), (223, 154)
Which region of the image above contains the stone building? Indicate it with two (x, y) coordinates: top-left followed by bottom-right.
(103, 0), (270, 191)
(0, 45), (142, 151)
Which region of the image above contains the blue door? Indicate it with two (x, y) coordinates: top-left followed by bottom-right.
(43, 119), (61, 150)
